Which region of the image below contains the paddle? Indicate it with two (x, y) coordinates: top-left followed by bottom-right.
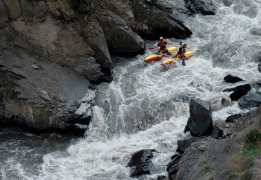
(182, 59), (186, 66)
(148, 46), (158, 50)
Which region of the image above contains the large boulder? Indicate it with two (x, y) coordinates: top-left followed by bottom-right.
(238, 92), (261, 109)
(82, 18), (112, 68)
(184, 99), (213, 136)
(98, 11), (145, 56)
(184, 0), (217, 15)
(11, 17), (105, 83)
(130, 0), (192, 40)
(0, 34), (92, 136)
(127, 149), (158, 177)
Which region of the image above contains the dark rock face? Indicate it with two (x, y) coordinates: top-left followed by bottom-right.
(157, 175), (167, 180)
(184, 0), (217, 15)
(184, 99), (213, 136)
(2, 0), (21, 21)
(166, 154), (181, 180)
(223, 84), (251, 92)
(82, 18), (112, 69)
(212, 125), (224, 139)
(177, 138), (202, 153)
(0, 1), (9, 28)
(226, 114), (242, 123)
(97, 11), (145, 57)
(229, 87), (251, 101)
(131, 0), (192, 40)
(107, 27), (145, 56)
(238, 92), (261, 109)
(127, 149), (158, 177)
(224, 74), (243, 83)
(0, 35), (92, 135)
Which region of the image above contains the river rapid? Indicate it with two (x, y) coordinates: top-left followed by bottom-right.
(1, 0), (261, 179)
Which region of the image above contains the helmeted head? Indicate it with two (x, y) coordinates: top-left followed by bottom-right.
(179, 42), (183, 46)
(184, 43), (187, 47)
(160, 36), (163, 40)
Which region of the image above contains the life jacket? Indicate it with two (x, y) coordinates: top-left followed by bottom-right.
(178, 47), (183, 54)
(182, 46), (187, 53)
(157, 39), (167, 48)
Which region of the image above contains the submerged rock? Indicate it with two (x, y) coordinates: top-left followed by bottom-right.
(224, 74), (243, 83)
(226, 113), (242, 123)
(184, 99), (213, 136)
(238, 92), (261, 109)
(223, 84), (251, 101)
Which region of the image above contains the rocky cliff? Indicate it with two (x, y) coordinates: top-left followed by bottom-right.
(0, 0), (217, 135)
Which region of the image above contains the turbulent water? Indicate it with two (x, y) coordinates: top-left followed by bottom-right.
(1, 0), (261, 179)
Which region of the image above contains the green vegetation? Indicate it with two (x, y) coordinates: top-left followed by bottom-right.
(227, 173), (238, 180)
(203, 166), (211, 173)
(229, 129), (261, 180)
(240, 170), (252, 180)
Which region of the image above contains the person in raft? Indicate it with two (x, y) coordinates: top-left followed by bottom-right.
(174, 42), (187, 58)
(156, 36), (169, 55)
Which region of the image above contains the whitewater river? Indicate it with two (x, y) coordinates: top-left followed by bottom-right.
(1, 0), (261, 179)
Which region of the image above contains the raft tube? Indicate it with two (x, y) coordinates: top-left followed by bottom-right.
(161, 51), (194, 66)
(144, 46), (177, 63)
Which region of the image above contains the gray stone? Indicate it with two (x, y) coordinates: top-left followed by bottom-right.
(238, 92), (261, 109)
(0, 31), (91, 133)
(184, 99), (213, 137)
(82, 18), (112, 68)
(127, 149), (158, 177)
(0, 1), (8, 28)
(184, 0), (217, 15)
(130, 0), (192, 40)
(2, 0), (21, 20)
(20, 0), (48, 23)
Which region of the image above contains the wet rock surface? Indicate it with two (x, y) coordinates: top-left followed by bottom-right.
(0, 0), (222, 133)
(0, 29), (92, 136)
(224, 74), (243, 83)
(184, 99), (213, 136)
(184, 0), (217, 15)
(127, 149), (158, 177)
(238, 92), (261, 109)
(175, 106), (261, 180)
(223, 84), (251, 101)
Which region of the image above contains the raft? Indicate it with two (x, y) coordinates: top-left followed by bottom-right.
(161, 51), (194, 66)
(144, 46), (177, 63)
